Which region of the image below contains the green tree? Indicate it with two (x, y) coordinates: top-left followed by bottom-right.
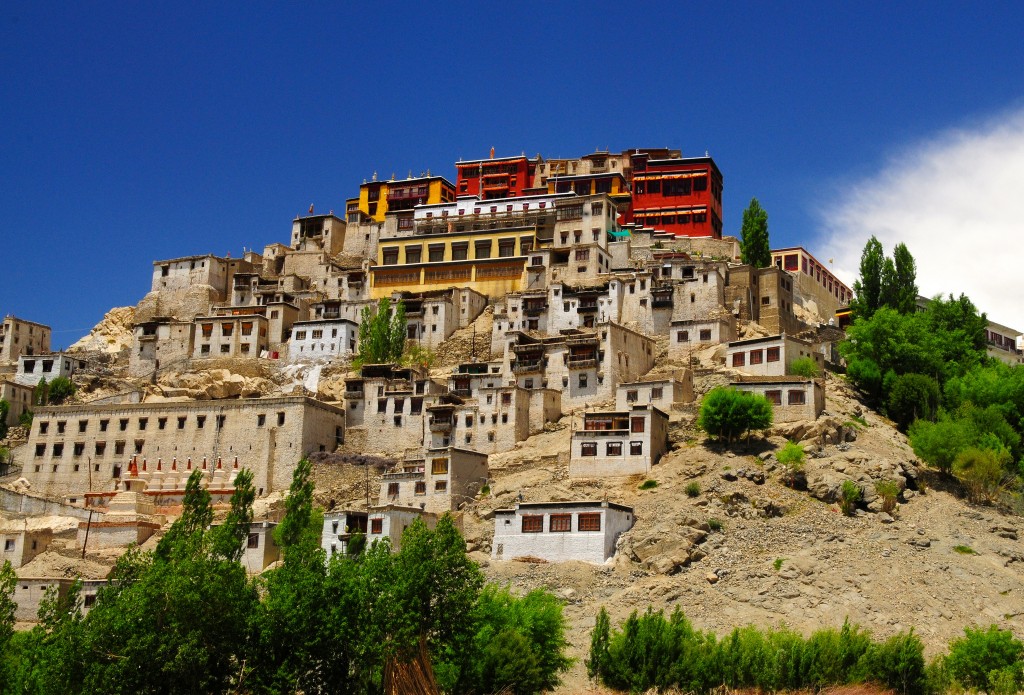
(880, 257), (898, 312)
(952, 446), (1011, 504)
(886, 373), (939, 430)
(46, 377), (76, 405)
(944, 625), (1024, 692)
(698, 387), (773, 446)
(890, 243), (918, 314)
(0, 399), (8, 440)
(0, 560), (16, 650)
(789, 356), (820, 378)
(852, 236), (885, 317)
(357, 298), (407, 365)
(33, 377), (48, 407)
(739, 198), (770, 268)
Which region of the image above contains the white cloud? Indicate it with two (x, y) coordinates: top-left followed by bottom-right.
(815, 108), (1024, 331)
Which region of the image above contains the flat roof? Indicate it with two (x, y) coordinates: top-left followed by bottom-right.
(727, 334), (811, 348)
(495, 500), (634, 514)
(2, 316), (50, 329)
(34, 395), (347, 417)
(292, 318), (358, 327)
(731, 376), (820, 385)
(456, 155), (536, 166)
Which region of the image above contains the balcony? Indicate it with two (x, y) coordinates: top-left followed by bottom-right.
(429, 418), (453, 433)
(565, 335), (599, 346)
(652, 292), (673, 308)
(576, 303), (598, 314)
(523, 304), (545, 316)
(451, 388), (472, 398)
(385, 381), (414, 394)
(567, 358), (597, 370)
(381, 470), (424, 481)
(512, 361), (543, 375)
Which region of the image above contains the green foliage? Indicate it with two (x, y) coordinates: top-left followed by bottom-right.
(875, 480), (900, 514)
(839, 480), (861, 515)
(953, 446), (1010, 504)
(698, 387), (773, 445)
(886, 372), (940, 430)
(684, 481), (700, 497)
(33, 377), (48, 407)
(403, 342), (436, 369)
(889, 243), (919, 314)
(953, 545), (976, 555)
(588, 609), (927, 695)
(707, 518), (723, 531)
(46, 376), (76, 405)
(777, 441), (805, 467)
(356, 297), (408, 365)
(739, 197), (770, 268)
(773, 557), (785, 571)
(789, 356), (820, 378)
(639, 479), (658, 490)
(943, 625), (1024, 692)
(852, 236), (885, 317)
(0, 560), (16, 650)
(0, 399), (8, 440)
(18, 410), (32, 428)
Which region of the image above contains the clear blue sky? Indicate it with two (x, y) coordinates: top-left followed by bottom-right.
(3, 2), (1023, 344)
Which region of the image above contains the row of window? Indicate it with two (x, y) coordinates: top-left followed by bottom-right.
(199, 322), (257, 337)
(625, 388), (664, 402)
(579, 441), (644, 457)
(764, 389), (807, 406)
(521, 512), (601, 533)
(381, 238), (533, 265)
(36, 412), (286, 437)
(676, 329), (714, 343)
(731, 347), (782, 367)
(385, 480), (448, 496)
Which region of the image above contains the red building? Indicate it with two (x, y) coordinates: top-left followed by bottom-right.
(625, 153), (723, 238)
(455, 154), (538, 200)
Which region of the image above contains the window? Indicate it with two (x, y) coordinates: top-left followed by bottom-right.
(434, 480), (448, 492)
(158, 417), (167, 430)
(57, 421), (66, 434)
(39, 422), (48, 435)
(579, 374), (588, 388)
(247, 533), (260, 549)
(626, 390), (638, 402)
(414, 481), (426, 495)
(73, 442), (85, 456)
(761, 296), (771, 305)
(578, 513), (601, 531)
(277, 412), (285, 426)
(451, 242), (468, 261)
(474, 240), (492, 259)
(114, 441), (125, 455)
(498, 239), (515, 257)
(431, 458), (449, 474)
(197, 416), (206, 429)
(676, 330), (688, 343)
(295, 331), (307, 340)
(405, 246), (422, 264)
(606, 441), (622, 456)
(177, 416), (186, 429)
(631, 417), (645, 433)
(216, 415), (226, 429)
(699, 329), (712, 341)
(387, 482), (399, 497)
(3, 540), (13, 552)
(382, 247), (399, 265)
(133, 440), (144, 454)
(220, 344), (230, 354)
(522, 515), (543, 533)
(138, 418), (148, 431)
(732, 352), (746, 367)
(221, 323), (233, 336)
(52, 443), (64, 457)
(765, 390), (782, 405)
(35, 444), (45, 457)
(581, 442), (597, 456)
(371, 518), (383, 534)
(630, 441), (643, 456)
(549, 514), (571, 532)
(750, 350), (763, 365)
(766, 347), (781, 362)
(78, 420), (88, 433)
(257, 414), (266, 427)
(788, 389), (806, 405)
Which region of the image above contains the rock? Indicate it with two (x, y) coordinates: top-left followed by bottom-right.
(758, 451), (774, 461)
(721, 470), (738, 481)
(991, 526), (1018, 540)
(706, 572), (719, 584)
(878, 512), (895, 524)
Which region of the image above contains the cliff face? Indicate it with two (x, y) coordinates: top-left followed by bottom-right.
(68, 306), (135, 354)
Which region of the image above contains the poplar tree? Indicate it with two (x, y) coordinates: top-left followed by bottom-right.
(852, 236), (885, 317)
(357, 298), (407, 364)
(891, 242), (919, 314)
(739, 198), (771, 268)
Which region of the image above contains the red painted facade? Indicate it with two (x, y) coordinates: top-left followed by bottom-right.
(625, 154), (724, 238)
(455, 155), (537, 200)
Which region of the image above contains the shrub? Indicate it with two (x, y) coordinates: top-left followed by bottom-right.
(886, 373), (939, 430)
(684, 482), (700, 497)
(707, 518), (723, 532)
(773, 557), (785, 571)
(952, 446), (1010, 503)
(18, 410), (32, 428)
(638, 479), (658, 490)
(777, 441), (805, 488)
(0, 400), (8, 440)
(789, 356), (820, 378)
(698, 387), (773, 446)
(355, 298), (407, 366)
(47, 376), (76, 405)
(875, 480), (900, 514)
(943, 625), (1024, 692)
(862, 629), (927, 695)
(953, 545), (975, 555)
(839, 480), (861, 516)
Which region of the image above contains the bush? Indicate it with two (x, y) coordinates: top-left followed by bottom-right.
(355, 298), (407, 366)
(707, 518), (723, 532)
(839, 480), (861, 515)
(47, 376), (76, 405)
(698, 387), (772, 446)
(952, 446), (1011, 503)
(943, 625), (1024, 692)
(684, 482), (700, 497)
(0, 400), (8, 440)
(777, 441), (805, 488)
(875, 480), (900, 514)
(18, 410), (32, 428)
(789, 356), (820, 378)
(638, 479), (658, 490)
(886, 373), (939, 430)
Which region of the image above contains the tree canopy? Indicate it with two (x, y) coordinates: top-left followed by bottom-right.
(357, 298), (407, 365)
(739, 198), (770, 268)
(698, 387), (773, 445)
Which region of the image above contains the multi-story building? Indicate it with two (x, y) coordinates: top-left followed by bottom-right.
(615, 377), (693, 411)
(401, 288), (488, 349)
(770, 247), (852, 317)
(491, 500), (635, 564)
(985, 319), (1024, 366)
(0, 522), (52, 569)
(378, 447), (488, 514)
(568, 404), (669, 478)
(455, 154), (538, 199)
(129, 318), (194, 378)
(288, 318), (359, 362)
(0, 316), (50, 363)
(731, 376), (824, 423)
(346, 174), (456, 224)
(19, 396), (346, 501)
(366, 505), (438, 552)
(503, 322), (656, 410)
(291, 213), (347, 255)
(15, 352), (85, 387)
(342, 364), (445, 457)
(321, 510), (369, 559)
(625, 153), (723, 238)
(725, 334), (823, 377)
(724, 265), (803, 336)
(1, 379), (34, 427)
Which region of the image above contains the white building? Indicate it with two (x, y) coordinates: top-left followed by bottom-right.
(569, 405), (669, 478)
(491, 500), (634, 564)
(15, 352), (85, 387)
(240, 520), (281, 573)
(378, 447), (488, 514)
(731, 376), (825, 424)
(288, 318), (359, 362)
(321, 510), (368, 559)
(725, 334), (823, 377)
(615, 377), (693, 412)
(366, 505), (437, 552)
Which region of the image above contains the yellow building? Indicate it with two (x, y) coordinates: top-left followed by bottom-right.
(545, 172), (631, 212)
(369, 227), (537, 299)
(345, 175), (456, 224)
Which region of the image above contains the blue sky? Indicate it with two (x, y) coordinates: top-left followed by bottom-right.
(3, 2), (1024, 343)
